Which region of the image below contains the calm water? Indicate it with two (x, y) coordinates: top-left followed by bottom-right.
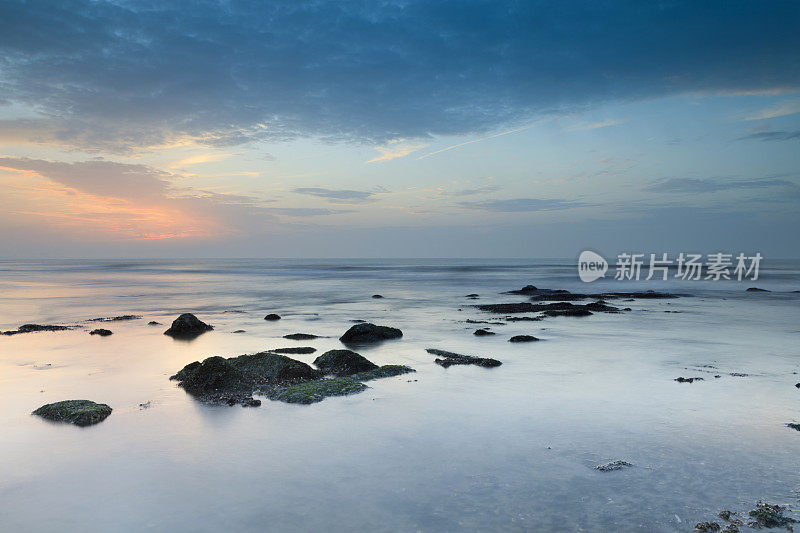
(0, 259), (799, 532)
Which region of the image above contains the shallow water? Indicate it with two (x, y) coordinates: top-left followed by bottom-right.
(1, 259), (799, 532)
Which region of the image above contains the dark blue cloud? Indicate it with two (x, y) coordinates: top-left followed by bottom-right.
(1, 0), (799, 151)
(646, 177), (799, 193)
(293, 187), (376, 203)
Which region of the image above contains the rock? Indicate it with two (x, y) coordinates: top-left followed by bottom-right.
(264, 313), (281, 321)
(748, 502), (797, 528)
(509, 335), (539, 342)
(232, 330), (246, 333)
(473, 328), (495, 336)
(270, 347), (316, 354)
(795, 383), (799, 388)
(147, 321), (161, 325)
(371, 294), (384, 299)
(163, 313), (213, 339)
(476, 301), (619, 316)
(595, 460), (633, 471)
(88, 315), (141, 322)
(227, 352), (321, 383)
(787, 423), (800, 431)
(465, 293), (479, 298)
(504, 285), (546, 295)
(89, 328), (113, 336)
(675, 377), (704, 383)
(694, 522), (721, 532)
(601, 291), (683, 299)
(32, 400), (112, 426)
(505, 316), (544, 322)
(241, 397), (261, 407)
(2, 324), (73, 335)
(339, 323), (403, 344)
(352, 365), (415, 381)
(265, 377), (368, 404)
(745, 287), (770, 292)
(313, 349), (378, 376)
(426, 348), (501, 368)
(283, 333), (319, 340)
(173, 356), (248, 396)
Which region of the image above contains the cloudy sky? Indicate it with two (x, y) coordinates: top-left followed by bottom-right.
(1, 0), (798, 258)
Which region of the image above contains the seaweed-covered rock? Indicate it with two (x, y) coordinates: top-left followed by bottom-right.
(270, 346), (316, 354)
(266, 377), (368, 404)
(283, 333), (319, 340)
(3, 324), (73, 335)
(426, 348), (501, 368)
(32, 400), (112, 426)
(595, 460), (633, 472)
(88, 315), (141, 322)
(174, 356), (248, 396)
(509, 335), (539, 342)
(339, 323), (403, 343)
(314, 349), (378, 376)
(264, 313), (281, 321)
(693, 522), (720, 532)
(473, 328), (495, 336)
(745, 287), (770, 292)
(352, 365), (415, 381)
(89, 328), (113, 336)
(227, 352), (321, 383)
(163, 313), (213, 339)
(747, 502), (797, 528)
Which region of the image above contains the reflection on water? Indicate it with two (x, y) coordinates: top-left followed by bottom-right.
(1, 259), (799, 532)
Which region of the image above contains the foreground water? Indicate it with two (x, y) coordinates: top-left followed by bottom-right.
(0, 259), (799, 532)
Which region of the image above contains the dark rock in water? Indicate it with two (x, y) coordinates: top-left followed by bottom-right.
(426, 348), (501, 368)
(544, 308), (592, 317)
(602, 291), (683, 299)
(473, 328), (495, 336)
(465, 319), (505, 325)
(264, 314), (281, 321)
(350, 319), (366, 323)
(313, 349), (378, 376)
(748, 502), (797, 528)
(675, 377), (704, 383)
(531, 292), (590, 301)
(227, 352), (321, 383)
(147, 321), (161, 326)
(284, 333), (319, 340)
(504, 285), (551, 295)
(266, 377), (368, 404)
(241, 397), (261, 407)
(163, 313), (213, 339)
(32, 400), (112, 426)
(339, 323), (403, 344)
(509, 335), (539, 342)
(3, 324), (73, 335)
(270, 346), (316, 354)
(174, 356), (248, 396)
(89, 328), (113, 336)
(693, 522), (720, 532)
(371, 294), (384, 299)
(88, 315), (141, 322)
(788, 423), (800, 431)
(465, 293), (479, 298)
(595, 460), (633, 472)
(745, 287), (770, 292)
(232, 330), (246, 333)
(352, 365), (415, 381)
(795, 383), (799, 388)
(505, 316), (544, 322)
(476, 301), (619, 316)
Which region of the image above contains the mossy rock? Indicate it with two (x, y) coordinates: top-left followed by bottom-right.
(352, 365), (415, 381)
(265, 377), (368, 404)
(269, 347), (316, 354)
(339, 323), (402, 343)
(33, 400), (112, 426)
(177, 356), (249, 395)
(313, 349), (378, 376)
(227, 351), (321, 382)
(164, 313), (213, 339)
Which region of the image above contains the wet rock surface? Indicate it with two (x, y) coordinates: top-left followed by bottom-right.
(473, 328), (495, 336)
(3, 324), (75, 335)
(675, 377), (704, 383)
(89, 328), (113, 336)
(509, 335), (539, 342)
(270, 346), (316, 354)
(163, 313), (213, 339)
(745, 287), (771, 292)
(283, 333), (319, 340)
(263, 313), (281, 321)
(426, 348), (502, 368)
(339, 322), (403, 343)
(371, 294), (384, 299)
(88, 315), (141, 322)
(595, 460), (633, 472)
(476, 300), (621, 316)
(32, 400), (112, 426)
(313, 349), (378, 376)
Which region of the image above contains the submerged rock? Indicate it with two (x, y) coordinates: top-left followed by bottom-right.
(88, 315), (141, 322)
(745, 287), (770, 292)
(89, 328), (113, 336)
(748, 502), (797, 528)
(232, 330), (246, 333)
(283, 333), (319, 340)
(371, 294), (384, 299)
(270, 346), (316, 354)
(426, 348), (501, 368)
(147, 321), (161, 325)
(595, 460), (633, 472)
(266, 377), (368, 404)
(352, 365), (415, 381)
(788, 423), (800, 431)
(32, 400), (112, 426)
(3, 324), (73, 336)
(339, 322), (403, 343)
(509, 335), (539, 342)
(313, 349), (378, 376)
(693, 522), (721, 532)
(473, 328), (495, 336)
(264, 313), (281, 321)
(476, 301), (620, 316)
(163, 313), (213, 339)
(174, 356), (249, 396)
(227, 352), (321, 383)
(675, 377), (704, 383)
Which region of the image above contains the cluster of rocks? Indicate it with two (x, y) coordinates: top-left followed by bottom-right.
(426, 348), (501, 368)
(696, 502), (798, 532)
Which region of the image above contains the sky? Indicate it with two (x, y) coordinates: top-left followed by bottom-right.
(0, 0), (799, 258)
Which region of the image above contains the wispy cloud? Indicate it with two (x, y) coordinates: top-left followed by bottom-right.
(563, 119), (622, 132)
(366, 139), (427, 163)
(744, 100), (800, 120)
(645, 177), (798, 193)
(292, 187), (378, 204)
(458, 198), (584, 212)
(417, 122), (545, 160)
(737, 131), (800, 142)
(169, 152), (234, 168)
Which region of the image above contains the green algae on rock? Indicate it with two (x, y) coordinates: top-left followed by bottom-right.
(265, 377), (368, 404)
(339, 322), (402, 343)
(313, 349), (378, 376)
(32, 400), (112, 426)
(352, 365), (415, 381)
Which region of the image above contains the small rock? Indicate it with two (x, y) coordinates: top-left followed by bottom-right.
(675, 377), (703, 383)
(595, 460), (633, 472)
(232, 330), (246, 333)
(284, 333), (319, 340)
(473, 329), (495, 336)
(147, 321), (161, 325)
(745, 287), (770, 292)
(339, 323), (402, 344)
(509, 335), (539, 342)
(313, 349), (378, 376)
(694, 522), (720, 532)
(264, 314), (281, 321)
(241, 398), (261, 407)
(163, 313), (213, 339)
(32, 400), (112, 426)
(371, 294), (383, 299)
(89, 328), (113, 336)
(788, 423), (800, 431)
(426, 348), (501, 368)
